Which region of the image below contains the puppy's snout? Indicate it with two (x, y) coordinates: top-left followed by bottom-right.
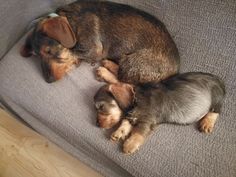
(97, 115), (106, 128)
(41, 62), (56, 83)
(97, 113), (121, 129)
(46, 75), (56, 83)
(96, 120), (100, 127)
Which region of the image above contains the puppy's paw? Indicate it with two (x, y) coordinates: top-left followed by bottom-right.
(96, 66), (107, 81)
(199, 112), (218, 133)
(199, 119), (214, 133)
(111, 129), (126, 142)
(123, 133), (144, 154)
(111, 119), (132, 142)
(101, 59), (119, 75)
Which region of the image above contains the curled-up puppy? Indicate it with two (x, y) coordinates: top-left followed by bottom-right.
(20, 1), (179, 83)
(94, 72), (225, 154)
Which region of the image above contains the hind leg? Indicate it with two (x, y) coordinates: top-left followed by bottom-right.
(199, 112), (219, 133)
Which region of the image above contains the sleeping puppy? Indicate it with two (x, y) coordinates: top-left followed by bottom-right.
(94, 83), (135, 129)
(20, 1), (179, 83)
(94, 72), (225, 154)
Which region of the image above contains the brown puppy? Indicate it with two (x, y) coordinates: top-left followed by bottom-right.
(94, 72), (225, 154)
(20, 1), (179, 83)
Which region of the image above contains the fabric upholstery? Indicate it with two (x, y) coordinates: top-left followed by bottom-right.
(0, 0), (236, 177)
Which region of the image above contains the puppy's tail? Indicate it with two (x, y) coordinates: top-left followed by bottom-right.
(137, 81), (162, 90)
(210, 76), (226, 113)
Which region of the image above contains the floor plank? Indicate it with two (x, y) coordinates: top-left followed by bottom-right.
(0, 109), (103, 177)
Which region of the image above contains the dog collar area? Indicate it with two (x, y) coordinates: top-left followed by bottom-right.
(47, 13), (59, 18)
(26, 13), (59, 31)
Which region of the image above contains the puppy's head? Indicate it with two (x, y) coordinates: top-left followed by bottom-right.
(94, 83), (135, 129)
(20, 16), (78, 83)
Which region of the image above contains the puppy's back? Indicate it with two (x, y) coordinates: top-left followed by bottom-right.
(135, 72), (225, 124)
(162, 72), (225, 124)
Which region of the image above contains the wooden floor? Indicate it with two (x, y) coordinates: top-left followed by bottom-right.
(0, 109), (103, 177)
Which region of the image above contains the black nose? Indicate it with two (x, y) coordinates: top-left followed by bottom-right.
(41, 61), (56, 83)
(45, 75), (56, 83)
(96, 120), (100, 127)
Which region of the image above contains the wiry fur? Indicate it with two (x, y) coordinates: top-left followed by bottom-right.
(94, 72), (226, 154)
(128, 72), (225, 126)
(21, 1), (179, 83)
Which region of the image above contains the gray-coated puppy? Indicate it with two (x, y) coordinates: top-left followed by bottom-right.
(94, 72), (225, 154)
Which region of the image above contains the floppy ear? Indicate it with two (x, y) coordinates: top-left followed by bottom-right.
(42, 16), (76, 48)
(20, 33), (33, 57)
(108, 83), (135, 110)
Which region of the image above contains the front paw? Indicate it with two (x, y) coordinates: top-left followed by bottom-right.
(96, 66), (107, 82)
(111, 129), (126, 142)
(101, 59), (119, 75)
(123, 133), (144, 154)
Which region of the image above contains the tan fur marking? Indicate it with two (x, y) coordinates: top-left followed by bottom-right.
(59, 48), (80, 65)
(50, 62), (69, 80)
(199, 112), (219, 133)
(47, 48), (80, 80)
(109, 100), (122, 117)
(50, 59), (77, 80)
(111, 119), (132, 141)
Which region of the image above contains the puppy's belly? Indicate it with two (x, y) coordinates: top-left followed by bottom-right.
(167, 110), (208, 125)
(164, 92), (211, 125)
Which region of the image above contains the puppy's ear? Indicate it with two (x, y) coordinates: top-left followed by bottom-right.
(20, 33), (33, 57)
(42, 16), (76, 48)
(108, 83), (135, 110)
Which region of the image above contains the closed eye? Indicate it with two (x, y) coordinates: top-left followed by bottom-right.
(44, 46), (51, 54)
(109, 103), (117, 107)
(95, 102), (105, 110)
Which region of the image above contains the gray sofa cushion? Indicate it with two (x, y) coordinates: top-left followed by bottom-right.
(0, 34), (131, 177)
(0, 0), (236, 177)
